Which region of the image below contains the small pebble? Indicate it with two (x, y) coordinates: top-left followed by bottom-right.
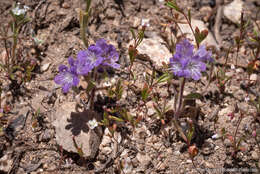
(251, 151), (259, 160)
(41, 63), (50, 72)
(186, 159), (192, 163)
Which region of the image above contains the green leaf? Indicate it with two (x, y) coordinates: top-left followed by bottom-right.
(166, 1), (181, 12)
(130, 28), (136, 40)
(137, 30), (144, 46)
(156, 72), (172, 84)
(86, 80), (96, 94)
(141, 85), (150, 101)
(194, 28), (208, 45)
(109, 115), (124, 122)
(85, 0), (92, 12)
(188, 9), (191, 23)
(184, 92), (204, 100)
(115, 79), (123, 100)
(153, 104), (162, 117)
(187, 126), (194, 143)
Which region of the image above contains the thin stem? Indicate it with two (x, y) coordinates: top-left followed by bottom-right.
(172, 77), (188, 143)
(11, 22), (19, 71)
(176, 77), (185, 119)
(89, 69), (97, 110)
(233, 113), (243, 150)
(182, 14), (198, 48)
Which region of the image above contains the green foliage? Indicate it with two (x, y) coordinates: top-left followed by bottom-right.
(215, 67), (232, 93)
(108, 79), (124, 101)
(156, 72), (172, 85)
(128, 27), (145, 66)
(141, 83), (151, 102)
(0, 3), (32, 83)
(166, 0), (181, 12)
(194, 27), (208, 46)
(184, 92), (204, 101)
(72, 137), (84, 157)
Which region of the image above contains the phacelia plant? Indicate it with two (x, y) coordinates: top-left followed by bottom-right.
(54, 38), (120, 93)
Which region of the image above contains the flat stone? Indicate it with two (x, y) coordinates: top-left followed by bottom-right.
(178, 19), (218, 49)
(100, 135), (112, 147)
(41, 62), (51, 72)
(223, 0), (244, 24)
(131, 36), (172, 67)
(52, 102), (103, 159)
(102, 146), (112, 155)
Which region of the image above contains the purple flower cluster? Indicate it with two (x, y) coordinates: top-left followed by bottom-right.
(54, 39), (120, 93)
(169, 39), (213, 80)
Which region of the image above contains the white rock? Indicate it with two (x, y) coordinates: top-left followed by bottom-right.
(235, 68), (244, 73)
(186, 159), (192, 163)
(215, 146), (220, 150)
(100, 135), (112, 147)
(136, 153), (151, 167)
(131, 36), (172, 67)
(104, 127), (111, 136)
(41, 62), (51, 72)
(102, 146), (112, 155)
(147, 108), (155, 116)
(223, 0), (244, 24)
(250, 74), (258, 82)
(178, 19), (218, 49)
(174, 150), (180, 156)
(52, 102), (103, 159)
(132, 17), (141, 28)
(212, 133), (221, 140)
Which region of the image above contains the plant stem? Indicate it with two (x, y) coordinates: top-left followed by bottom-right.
(89, 69), (97, 110)
(11, 22), (18, 68)
(176, 77), (185, 119)
(233, 112), (243, 151)
(172, 78), (188, 143)
(182, 14), (199, 48)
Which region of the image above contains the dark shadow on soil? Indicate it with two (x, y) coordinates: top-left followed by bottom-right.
(65, 109), (102, 136)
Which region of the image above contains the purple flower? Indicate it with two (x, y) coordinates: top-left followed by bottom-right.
(194, 45), (214, 62)
(96, 39), (120, 69)
(169, 39), (212, 80)
(54, 64), (79, 93)
(54, 38), (120, 93)
(72, 50), (103, 75)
